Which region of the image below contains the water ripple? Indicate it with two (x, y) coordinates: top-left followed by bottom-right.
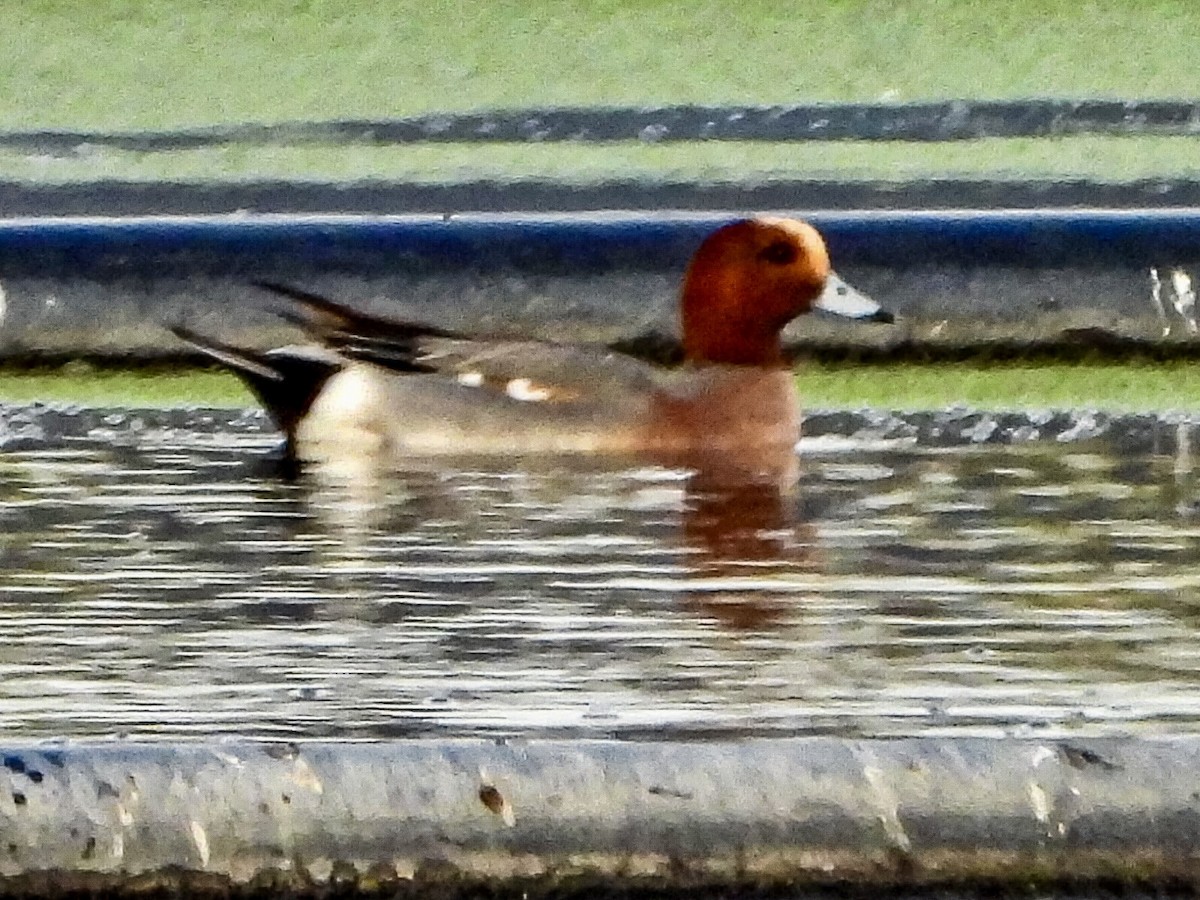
(3, 405), (1200, 740)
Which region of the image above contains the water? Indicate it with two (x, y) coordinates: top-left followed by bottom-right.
(3, 404), (1200, 742)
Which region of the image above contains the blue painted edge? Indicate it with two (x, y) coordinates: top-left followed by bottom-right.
(0, 209), (1196, 276)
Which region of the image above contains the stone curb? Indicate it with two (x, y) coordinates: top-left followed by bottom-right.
(1, 737), (1197, 893)
(0, 210), (1197, 356)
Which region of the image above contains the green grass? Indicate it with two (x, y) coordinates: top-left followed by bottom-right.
(3, 362), (1200, 412)
(4, 0), (1200, 132)
(797, 362), (1200, 413)
(0, 369), (250, 407)
(8, 135), (1200, 185)
(2, 1), (1199, 184)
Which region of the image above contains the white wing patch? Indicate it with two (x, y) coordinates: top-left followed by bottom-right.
(505, 377), (552, 402)
(455, 369), (564, 402)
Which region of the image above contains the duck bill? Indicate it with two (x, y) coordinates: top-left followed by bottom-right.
(815, 272), (894, 323)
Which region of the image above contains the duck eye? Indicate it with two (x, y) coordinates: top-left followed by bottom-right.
(760, 240), (798, 266)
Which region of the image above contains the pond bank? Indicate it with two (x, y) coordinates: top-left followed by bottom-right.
(0, 210), (1196, 357)
(2, 738), (1198, 896)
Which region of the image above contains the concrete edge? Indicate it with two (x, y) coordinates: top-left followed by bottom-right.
(0, 209), (1197, 356)
(2, 737), (1200, 893)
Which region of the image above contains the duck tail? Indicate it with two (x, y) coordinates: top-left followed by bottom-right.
(170, 325), (341, 461)
(170, 325), (284, 390)
(252, 280), (463, 343)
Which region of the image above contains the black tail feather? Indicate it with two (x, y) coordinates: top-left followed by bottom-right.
(252, 280), (463, 343)
(170, 324), (341, 461)
(169, 325), (282, 386)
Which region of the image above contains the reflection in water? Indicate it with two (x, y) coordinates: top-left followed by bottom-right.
(2, 406), (1200, 740)
(678, 477), (818, 630)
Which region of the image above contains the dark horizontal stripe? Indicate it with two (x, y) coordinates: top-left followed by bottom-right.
(0, 209), (1194, 278)
(4, 99), (1200, 152)
(2, 178), (1200, 217)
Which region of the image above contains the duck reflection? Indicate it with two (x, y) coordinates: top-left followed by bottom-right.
(677, 469), (818, 630)
(293, 452), (816, 632)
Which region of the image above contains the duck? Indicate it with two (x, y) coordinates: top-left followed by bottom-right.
(172, 216), (892, 484)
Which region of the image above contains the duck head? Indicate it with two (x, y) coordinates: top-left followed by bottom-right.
(680, 217), (890, 366)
